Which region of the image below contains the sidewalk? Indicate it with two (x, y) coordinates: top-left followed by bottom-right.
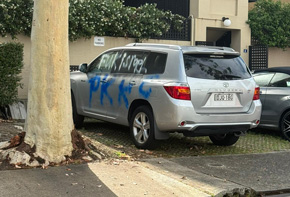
(1, 151), (290, 196)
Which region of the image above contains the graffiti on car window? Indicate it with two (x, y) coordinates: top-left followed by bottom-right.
(112, 52), (147, 74)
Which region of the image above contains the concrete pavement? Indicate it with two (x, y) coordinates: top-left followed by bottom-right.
(1, 147), (290, 196)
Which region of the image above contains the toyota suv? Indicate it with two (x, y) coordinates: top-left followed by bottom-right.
(70, 43), (262, 149)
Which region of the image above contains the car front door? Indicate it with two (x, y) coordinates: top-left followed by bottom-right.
(80, 50), (121, 118)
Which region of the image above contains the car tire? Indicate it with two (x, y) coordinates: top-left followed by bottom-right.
(71, 93), (84, 129)
(209, 134), (239, 146)
(130, 106), (157, 150)
(280, 111), (290, 141)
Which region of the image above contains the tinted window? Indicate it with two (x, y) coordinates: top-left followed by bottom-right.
(183, 54), (251, 80)
(144, 52), (167, 74)
(253, 72), (275, 87)
(112, 51), (149, 74)
(269, 73), (290, 87)
(88, 51), (121, 73)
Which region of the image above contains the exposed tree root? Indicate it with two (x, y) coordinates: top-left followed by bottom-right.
(0, 129), (102, 170)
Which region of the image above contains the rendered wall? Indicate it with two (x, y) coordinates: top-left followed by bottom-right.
(0, 35), (190, 99)
(190, 0), (251, 64)
(268, 48), (290, 68)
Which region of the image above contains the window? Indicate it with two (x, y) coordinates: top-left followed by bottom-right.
(112, 51), (149, 74)
(269, 73), (290, 87)
(183, 54), (251, 80)
(144, 52), (167, 74)
(88, 51), (121, 73)
(253, 72), (275, 87)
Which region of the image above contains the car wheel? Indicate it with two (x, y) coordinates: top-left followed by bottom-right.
(130, 106), (157, 150)
(280, 111), (290, 141)
(71, 93), (84, 129)
(209, 134), (239, 146)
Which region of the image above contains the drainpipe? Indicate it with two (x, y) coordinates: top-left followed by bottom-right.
(190, 15), (195, 46)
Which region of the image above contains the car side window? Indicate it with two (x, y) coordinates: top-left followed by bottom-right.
(253, 72), (275, 87)
(143, 52), (167, 74)
(88, 51), (121, 73)
(112, 50), (149, 74)
(269, 73), (290, 87)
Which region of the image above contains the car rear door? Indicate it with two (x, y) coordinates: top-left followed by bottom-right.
(183, 54), (255, 114)
(253, 72), (275, 124)
(261, 72), (290, 124)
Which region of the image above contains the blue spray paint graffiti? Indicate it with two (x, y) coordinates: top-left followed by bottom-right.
(88, 74), (115, 107)
(139, 75), (159, 99)
(118, 80), (132, 109)
(100, 74), (115, 106)
(88, 75), (101, 107)
(89, 74), (159, 108)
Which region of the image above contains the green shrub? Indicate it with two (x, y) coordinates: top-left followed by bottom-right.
(0, 0), (185, 41)
(247, 0), (290, 49)
(0, 42), (24, 107)
(0, 0), (33, 39)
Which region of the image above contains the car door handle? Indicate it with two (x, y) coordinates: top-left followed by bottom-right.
(129, 81), (136, 86)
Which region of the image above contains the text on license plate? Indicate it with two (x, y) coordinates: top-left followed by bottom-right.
(214, 93), (233, 101)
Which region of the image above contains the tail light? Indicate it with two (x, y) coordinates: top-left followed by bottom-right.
(164, 86), (191, 100)
(253, 87), (260, 100)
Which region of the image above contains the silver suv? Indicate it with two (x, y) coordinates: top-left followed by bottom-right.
(70, 43), (262, 149)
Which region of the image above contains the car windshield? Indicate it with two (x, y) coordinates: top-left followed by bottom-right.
(183, 54), (251, 80)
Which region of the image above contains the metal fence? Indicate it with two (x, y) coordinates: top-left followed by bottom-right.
(249, 45), (268, 71)
(70, 65), (79, 72)
(124, 0), (191, 41)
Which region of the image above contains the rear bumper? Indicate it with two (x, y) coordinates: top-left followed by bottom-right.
(153, 99), (262, 135)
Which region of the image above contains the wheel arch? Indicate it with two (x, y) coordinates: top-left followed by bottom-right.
(279, 107), (290, 129)
(128, 99), (153, 123)
(128, 99), (169, 140)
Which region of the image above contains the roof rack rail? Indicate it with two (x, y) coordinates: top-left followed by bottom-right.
(126, 43), (182, 50)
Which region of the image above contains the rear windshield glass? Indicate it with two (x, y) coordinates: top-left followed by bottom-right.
(183, 54), (251, 80)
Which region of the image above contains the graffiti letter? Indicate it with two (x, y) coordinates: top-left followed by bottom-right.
(100, 74), (115, 106)
(139, 75), (159, 99)
(88, 75), (101, 107)
(118, 80), (132, 109)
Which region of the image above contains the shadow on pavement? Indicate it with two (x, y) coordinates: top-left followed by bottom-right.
(0, 164), (116, 197)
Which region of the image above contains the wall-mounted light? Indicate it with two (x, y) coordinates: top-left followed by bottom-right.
(222, 17), (231, 27)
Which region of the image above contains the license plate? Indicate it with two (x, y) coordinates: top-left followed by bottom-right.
(214, 93), (233, 101)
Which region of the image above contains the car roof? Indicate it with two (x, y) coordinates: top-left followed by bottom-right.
(124, 43), (240, 56)
(253, 67), (290, 75)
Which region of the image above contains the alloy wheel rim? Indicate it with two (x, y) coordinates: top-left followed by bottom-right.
(133, 112), (150, 144)
(282, 112), (290, 140)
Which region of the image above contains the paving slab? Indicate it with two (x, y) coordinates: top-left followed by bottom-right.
(168, 151), (290, 194)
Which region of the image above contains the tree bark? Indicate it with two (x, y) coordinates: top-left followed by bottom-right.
(24, 0), (73, 163)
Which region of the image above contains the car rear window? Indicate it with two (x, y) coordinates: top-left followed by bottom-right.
(183, 54), (251, 80)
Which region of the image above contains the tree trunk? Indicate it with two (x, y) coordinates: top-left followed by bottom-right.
(24, 0), (73, 163)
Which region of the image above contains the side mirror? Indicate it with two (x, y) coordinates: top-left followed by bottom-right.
(79, 63), (88, 73)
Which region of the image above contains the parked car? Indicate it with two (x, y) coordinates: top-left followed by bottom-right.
(253, 67), (290, 141)
(70, 43), (261, 149)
